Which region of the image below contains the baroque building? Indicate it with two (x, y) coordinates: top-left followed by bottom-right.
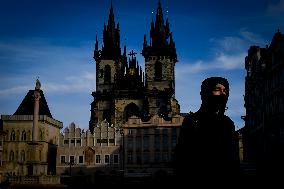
(89, 0), (180, 132)
(243, 30), (284, 174)
(0, 80), (63, 186)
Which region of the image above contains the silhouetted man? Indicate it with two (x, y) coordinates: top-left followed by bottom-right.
(173, 76), (240, 185)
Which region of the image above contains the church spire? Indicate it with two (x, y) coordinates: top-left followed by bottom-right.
(142, 0), (177, 61)
(99, 0), (121, 60)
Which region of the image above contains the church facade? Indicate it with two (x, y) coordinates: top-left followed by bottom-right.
(89, 0), (180, 132)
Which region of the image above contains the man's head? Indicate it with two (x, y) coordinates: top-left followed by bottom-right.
(200, 77), (229, 114)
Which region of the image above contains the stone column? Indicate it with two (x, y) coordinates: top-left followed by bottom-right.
(32, 89), (41, 142)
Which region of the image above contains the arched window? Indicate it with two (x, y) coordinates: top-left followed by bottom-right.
(21, 131), (26, 141)
(9, 151), (14, 161)
(10, 130), (16, 141)
(124, 103), (140, 122)
(104, 65), (111, 83)
(155, 61), (162, 80)
(20, 150), (25, 162)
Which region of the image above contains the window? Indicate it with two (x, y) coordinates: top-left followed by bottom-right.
(137, 155), (142, 164)
(162, 152), (168, 162)
(78, 156), (84, 164)
(143, 136), (150, 151)
(20, 150), (25, 162)
(127, 138), (133, 149)
(113, 154), (119, 164)
(154, 134), (160, 151)
(136, 136), (142, 152)
(61, 156), (66, 164)
(143, 153), (150, 164)
(96, 155), (101, 164)
(105, 155), (110, 164)
(104, 65), (111, 83)
(10, 131), (16, 141)
(154, 152), (160, 162)
(9, 151), (14, 161)
(127, 152), (133, 164)
(155, 61), (162, 80)
(171, 128), (177, 148)
(21, 131), (26, 141)
(70, 156), (75, 163)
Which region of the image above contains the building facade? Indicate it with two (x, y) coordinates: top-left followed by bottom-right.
(0, 80), (63, 185)
(243, 30), (284, 172)
(122, 115), (183, 177)
(57, 121), (123, 176)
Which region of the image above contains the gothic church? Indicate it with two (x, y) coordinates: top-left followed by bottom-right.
(89, 0), (180, 132)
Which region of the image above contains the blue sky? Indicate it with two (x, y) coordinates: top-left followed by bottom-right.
(1, 0), (283, 130)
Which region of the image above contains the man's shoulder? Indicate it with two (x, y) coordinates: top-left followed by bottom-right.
(223, 114), (234, 123)
(183, 111), (197, 119)
(181, 111), (199, 126)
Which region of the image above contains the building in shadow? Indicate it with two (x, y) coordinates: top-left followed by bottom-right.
(243, 30), (284, 176)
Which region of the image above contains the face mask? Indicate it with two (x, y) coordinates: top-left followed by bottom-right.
(207, 94), (228, 114)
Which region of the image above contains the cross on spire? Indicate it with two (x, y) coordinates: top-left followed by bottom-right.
(128, 50), (137, 59)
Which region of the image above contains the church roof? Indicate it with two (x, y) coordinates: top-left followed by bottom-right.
(14, 89), (53, 118)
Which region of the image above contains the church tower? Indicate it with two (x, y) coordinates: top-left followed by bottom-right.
(142, 0), (180, 118)
(90, 1), (122, 132)
(89, 2), (145, 132)
(90, 0), (180, 133)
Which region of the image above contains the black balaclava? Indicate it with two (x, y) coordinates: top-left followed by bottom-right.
(200, 77), (229, 115)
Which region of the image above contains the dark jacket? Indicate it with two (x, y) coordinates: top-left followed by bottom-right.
(173, 110), (240, 182)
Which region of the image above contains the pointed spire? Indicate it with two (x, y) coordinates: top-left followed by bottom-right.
(123, 45), (127, 57)
(143, 34), (148, 47)
(123, 45), (127, 67)
(142, 0), (177, 60)
(95, 34), (99, 51)
(150, 18), (155, 39)
(165, 18), (170, 38)
(35, 77), (41, 90)
(99, 0), (122, 60)
(155, 0), (164, 28)
(108, 0), (114, 28)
